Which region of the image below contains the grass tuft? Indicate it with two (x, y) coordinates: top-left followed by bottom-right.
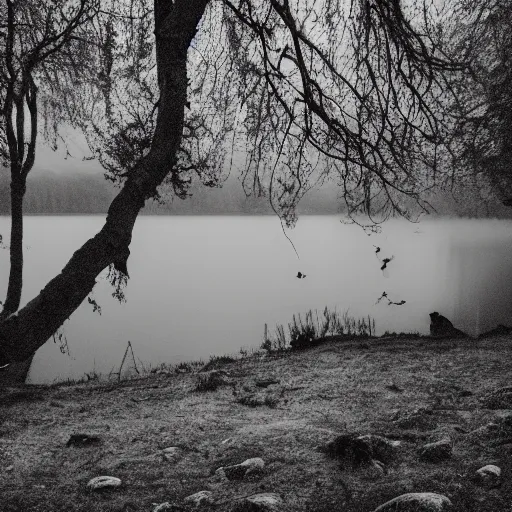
(262, 307), (376, 351)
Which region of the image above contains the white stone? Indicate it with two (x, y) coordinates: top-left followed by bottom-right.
(152, 503), (174, 512)
(184, 490), (214, 507)
(163, 446), (180, 460)
(86, 476), (122, 490)
(244, 493), (283, 511)
(240, 457), (265, 469)
(476, 464), (501, 488)
(216, 457), (265, 480)
(373, 492), (452, 511)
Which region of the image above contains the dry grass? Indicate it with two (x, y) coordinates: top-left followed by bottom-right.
(0, 335), (511, 511)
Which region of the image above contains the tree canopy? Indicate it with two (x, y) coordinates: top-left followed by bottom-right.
(437, 0), (512, 206)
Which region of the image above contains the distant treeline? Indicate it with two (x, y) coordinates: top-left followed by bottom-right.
(0, 171), (343, 215)
(0, 170), (511, 218)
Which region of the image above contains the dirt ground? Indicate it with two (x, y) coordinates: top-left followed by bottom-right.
(1, 335), (511, 511)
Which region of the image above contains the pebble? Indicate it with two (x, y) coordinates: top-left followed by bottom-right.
(162, 446), (180, 461)
(152, 503), (174, 512)
(373, 492), (452, 511)
(235, 493), (283, 511)
(475, 464), (501, 489)
(418, 438), (452, 462)
(86, 475), (122, 490)
(216, 457), (265, 480)
(183, 490), (214, 507)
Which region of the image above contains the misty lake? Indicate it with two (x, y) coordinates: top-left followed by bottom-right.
(1, 215), (511, 384)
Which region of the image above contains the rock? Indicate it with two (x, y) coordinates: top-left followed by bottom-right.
(475, 464), (501, 489)
(394, 407), (437, 430)
(373, 492), (452, 511)
(216, 457), (265, 480)
(152, 503), (176, 512)
(357, 434), (401, 463)
(5, 465), (13, 472)
(418, 438), (452, 462)
(321, 433), (399, 467)
(183, 490), (214, 507)
(482, 386), (512, 409)
(233, 493), (283, 511)
(66, 433), (101, 447)
(86, 476), (122, 490)
(162, 446), (180, 461)
(467, 413), (512, 444)
(320, 433), (372, 466)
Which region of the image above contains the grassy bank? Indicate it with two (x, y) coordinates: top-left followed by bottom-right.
(1, 334), (511, 511)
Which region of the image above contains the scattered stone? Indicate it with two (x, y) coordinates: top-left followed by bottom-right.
(162, 446), (180, 461)
(320, 433), (372, 466)
(482, 386), (512, 409)
(373, 492), (452, 511)
(183, 490), (214, 507)
(86, 476), (122, 490)
(418, 438), (452, 462)
(152, 503), (176, 512)
(475, 464), (501, 489)
(357, 434), (401, 463)
(394, 407), (437, 430)
(466, 414), (512, 444)
(233, 492), (283, 511)
(320, 433), (400, 467)
(66, 433), (101, 447)
(216, 457), (265, 480)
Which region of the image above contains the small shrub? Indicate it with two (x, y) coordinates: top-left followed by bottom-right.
(195, 371), (227, 392)
(201, 354), (237, 372)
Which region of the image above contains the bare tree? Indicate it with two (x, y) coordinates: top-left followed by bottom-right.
(0, 0), (464, 365)
(0, 0), (100, 381)
(0, 0), (99, 318)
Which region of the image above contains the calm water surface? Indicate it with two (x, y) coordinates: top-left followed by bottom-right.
(0, 215), (511, 383)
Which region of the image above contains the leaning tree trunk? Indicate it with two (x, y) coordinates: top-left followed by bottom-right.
(0, 179), (34, 384)
(2, 181), (24, 317)
(0, 0), (210, 365)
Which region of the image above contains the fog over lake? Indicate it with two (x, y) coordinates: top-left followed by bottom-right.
(1, 215), (511, 384)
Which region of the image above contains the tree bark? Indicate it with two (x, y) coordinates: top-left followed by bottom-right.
(0, 0), (210, 364)
(0, 179), (35, 384)
(1, 181), (25, 318)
